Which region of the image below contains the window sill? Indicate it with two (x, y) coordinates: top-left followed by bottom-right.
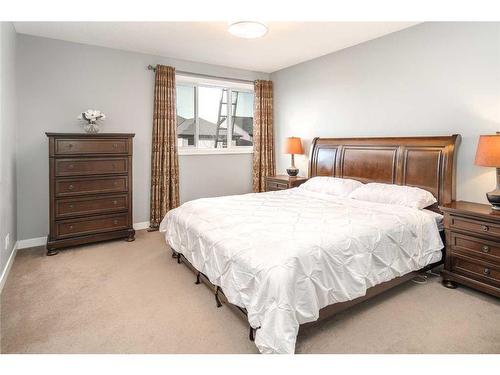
(178, 147), (254, 156)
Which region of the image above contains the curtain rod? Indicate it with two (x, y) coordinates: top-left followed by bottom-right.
(147, 65), (255, 84)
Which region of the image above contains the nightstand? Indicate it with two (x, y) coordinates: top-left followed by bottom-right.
(440, 201), (500, 298)
(266, 175), (308, 192)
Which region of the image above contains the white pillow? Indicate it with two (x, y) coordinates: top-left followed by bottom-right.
(348, 182), (437, 209)
(299, 177), (364, 197)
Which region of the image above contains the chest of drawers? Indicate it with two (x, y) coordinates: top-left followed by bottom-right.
(440, 201), (500, 298)
(46, 133), (135, 255)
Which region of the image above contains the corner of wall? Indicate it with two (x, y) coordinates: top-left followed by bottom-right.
(0, 22), (19, 292)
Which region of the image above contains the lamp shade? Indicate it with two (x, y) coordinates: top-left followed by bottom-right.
(284, 137), (303, 154)
(475, 134), (500, 167)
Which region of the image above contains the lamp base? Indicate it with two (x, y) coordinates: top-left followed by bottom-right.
(486, 189), (500, 210)
(286, 167), (299, 177)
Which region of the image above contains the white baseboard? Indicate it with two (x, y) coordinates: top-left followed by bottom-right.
(17, 236), (47, 249)
(133, 221), (150, 230)
(0, 242), (18, 294)
(16, 221), (151, 250)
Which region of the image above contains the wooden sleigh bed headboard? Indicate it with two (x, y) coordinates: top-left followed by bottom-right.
(309, 135), (461, 209)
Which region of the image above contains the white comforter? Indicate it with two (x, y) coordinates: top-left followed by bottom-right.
(159, 188), (443, 354)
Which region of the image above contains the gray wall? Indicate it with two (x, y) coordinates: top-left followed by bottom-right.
(271, 22), (500, 204)
(179, 154), (252, 202)
(16, 34), (268, 240)
(0, 22), (17, 279)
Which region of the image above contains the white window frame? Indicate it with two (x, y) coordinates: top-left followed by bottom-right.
(176, 74), (254, 156)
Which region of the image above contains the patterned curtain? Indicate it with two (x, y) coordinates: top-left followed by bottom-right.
(252, 80), (276, 192)
(149, 65), (179, 229)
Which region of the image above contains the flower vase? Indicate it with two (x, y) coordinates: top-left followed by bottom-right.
(84, 122), (100, 134)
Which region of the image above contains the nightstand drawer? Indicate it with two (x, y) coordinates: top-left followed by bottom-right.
(451, 254), (500, 286)
(265, 176), (308, 192)
(267, 181), (288, 191)
(450, 232), (500, 262)
(450, 215), (500, 238)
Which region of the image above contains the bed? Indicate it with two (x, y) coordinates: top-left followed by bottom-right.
(160, 135), (460, 354)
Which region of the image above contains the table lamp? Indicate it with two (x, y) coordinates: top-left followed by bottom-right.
(284, 137), (303, 177)
(475, 133), (500, 210)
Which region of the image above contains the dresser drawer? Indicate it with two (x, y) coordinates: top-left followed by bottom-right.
(451, 255), (500, 286)
(55, 194), (128, 219)
(267, 182), (288, 191)
(55, 176), (128, 197)
(450, 215), (500, 238)
(55, 158), (129, 177)
(450, 232), (500, 263)
(55, 213), (130, 238)
(54, 138), (129, 155)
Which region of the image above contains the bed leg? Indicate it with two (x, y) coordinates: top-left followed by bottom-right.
(249, 327), (256, 342)
(195, 272), (201, 285)
(215, 287), (223, 308)
(171, 251), (182, 264)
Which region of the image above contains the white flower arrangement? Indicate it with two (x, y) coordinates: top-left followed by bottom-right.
(78, 109), (106, 133)
(78, 109), (106, 124)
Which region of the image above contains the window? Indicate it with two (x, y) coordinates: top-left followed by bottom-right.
(176, 85), (196, 147)
(231, 90), (254, 147)
(176, 76), (254, 154)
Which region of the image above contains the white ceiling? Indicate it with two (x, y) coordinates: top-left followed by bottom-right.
(14, 22), (419, 73)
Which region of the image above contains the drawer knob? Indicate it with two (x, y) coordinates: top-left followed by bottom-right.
(68, 164), (74, 169)
(481, 225), (489, 232)
(483, 268), (491, 276)
(113, 182), (118, 186)
(68, 184), (74, 190)
(113, 220), (119, 225)
(113, 143), (118, 148)
(482, 245), (490, 253)
(68, 143), (73, 149)
(69, 204), (74, 209)
(69, 225), (74, 230)
(113, 200), (118, 205)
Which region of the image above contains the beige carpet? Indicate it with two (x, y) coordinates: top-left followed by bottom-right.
(1, 229), (499, 354)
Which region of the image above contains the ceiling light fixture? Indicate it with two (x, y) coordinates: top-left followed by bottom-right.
(228, 21), (268, 39)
